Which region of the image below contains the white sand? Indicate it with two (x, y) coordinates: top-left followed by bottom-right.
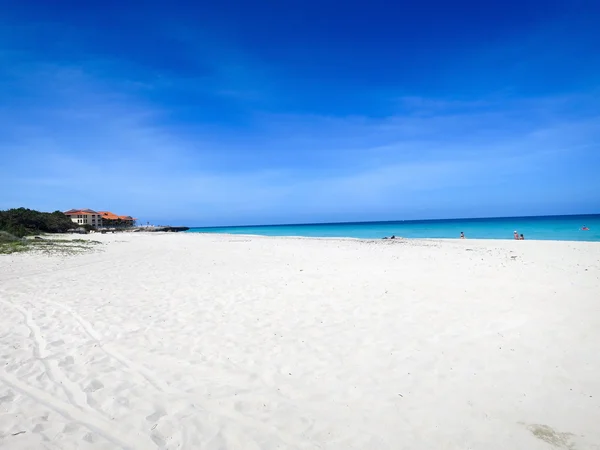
(1, 233), (599, 449)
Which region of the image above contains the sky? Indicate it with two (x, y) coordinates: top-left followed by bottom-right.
(1, 0), (599, 226)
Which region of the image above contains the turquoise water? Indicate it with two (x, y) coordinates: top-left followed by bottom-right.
(189, 215), (600, 242)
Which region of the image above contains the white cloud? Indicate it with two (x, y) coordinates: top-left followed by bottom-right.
(1, 60), (599, 224)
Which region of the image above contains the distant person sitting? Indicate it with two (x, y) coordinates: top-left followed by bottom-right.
(520, 234), (525, 240)
(514, 231), (519, 240)
(390, 235), (396, 240)
(460, 232), (465, 239)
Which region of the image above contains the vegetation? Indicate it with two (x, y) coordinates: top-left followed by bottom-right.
(0, 236), (102, 255)
(0, 241), (29, 254)
(0, 231), (22, 243)
(79, 223), (96, 232)
(0, 209), (104, 255)
(0, 232), (28, 254)
(101, 218), (136, 228)
(0, 208), (76, 237)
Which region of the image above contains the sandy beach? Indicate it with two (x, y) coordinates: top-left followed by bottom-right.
(1, 233), (599, 449)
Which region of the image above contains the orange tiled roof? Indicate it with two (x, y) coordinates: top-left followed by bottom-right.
(64, 209), (99, 216)
(65, 209), (136, 221)
(98, 211), (136, 221)
(98, 211), (119, 220)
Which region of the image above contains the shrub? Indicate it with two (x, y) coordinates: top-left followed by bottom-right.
(0, 208), (75, 237)
(79, 224), (96, 233)
(0, 231), (22, 243)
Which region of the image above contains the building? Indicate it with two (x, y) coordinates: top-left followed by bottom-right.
(63, 209), (103, 227)
(64, 209), (137, 228)
(98, 211), (137, 227)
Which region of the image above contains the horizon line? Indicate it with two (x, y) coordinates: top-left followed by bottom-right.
(189, 212), (600, 230)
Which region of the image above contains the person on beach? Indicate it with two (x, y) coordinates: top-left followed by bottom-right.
(514, 231), (519, 240)
(460, 232), (465, 239)
(520, 234), (525, 240)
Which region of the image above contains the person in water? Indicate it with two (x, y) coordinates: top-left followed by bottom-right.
(582, 225), (590, 231)
(514, 231), (519, 240)
(520, 234), (525, 240)
(460, 232), (465, 239)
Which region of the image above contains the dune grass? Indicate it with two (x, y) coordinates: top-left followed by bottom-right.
(0, 236), (102, 255)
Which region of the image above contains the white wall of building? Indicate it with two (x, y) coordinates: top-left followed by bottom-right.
(68, 213), (103, 227)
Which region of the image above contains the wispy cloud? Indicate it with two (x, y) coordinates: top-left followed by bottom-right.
(1, 39), (599, 225)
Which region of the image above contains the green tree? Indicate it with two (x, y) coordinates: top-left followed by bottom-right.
(0, 208), (75, 237)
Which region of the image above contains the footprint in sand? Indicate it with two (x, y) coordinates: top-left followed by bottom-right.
(116, 396), (130, 407)
(83, 379), (104, 393)
(63, 423), (80, 434)
(151, 432), (167, 448)
(58, 355), (74, 367)
(0, 390), (15, 405)
(146, 408), (167, 423)
(83, 432), (98, 443)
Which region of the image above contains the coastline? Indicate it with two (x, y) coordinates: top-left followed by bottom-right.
(186, 230), (600, 244)
(1, 233), (599, 449)
(187, 213), (600, 242)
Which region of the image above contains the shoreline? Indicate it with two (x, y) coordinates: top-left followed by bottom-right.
(184, 213), (600, 243)
(182, 230), (600, 244)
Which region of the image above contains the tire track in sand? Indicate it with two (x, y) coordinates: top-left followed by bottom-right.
(0, 368), (156, 450)
(0, 298), (157, 450)
(0, 299), (92, 413)
(3, 291), (310, 447)
(48, 301), (306, 448)
(47, 300), (176, 394)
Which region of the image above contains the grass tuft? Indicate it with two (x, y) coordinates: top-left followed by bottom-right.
(0, 237), (102, 255)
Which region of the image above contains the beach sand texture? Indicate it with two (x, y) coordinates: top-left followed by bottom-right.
(1, 233), (599, 449)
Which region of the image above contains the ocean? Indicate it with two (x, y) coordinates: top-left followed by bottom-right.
(188, 214), (600, 242)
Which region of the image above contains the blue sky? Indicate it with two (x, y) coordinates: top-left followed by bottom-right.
(1, 0), (599, 226)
